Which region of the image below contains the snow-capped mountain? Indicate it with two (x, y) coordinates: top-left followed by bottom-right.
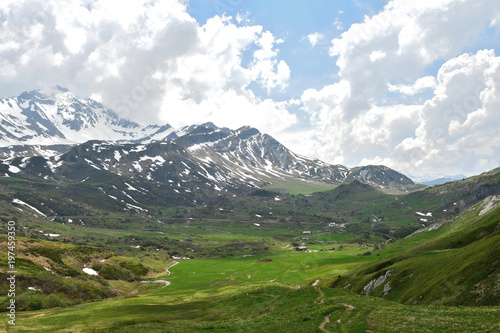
(1, 125), (414, 192)
(0, 87), (181, 151)
(0, 88), (414, 191)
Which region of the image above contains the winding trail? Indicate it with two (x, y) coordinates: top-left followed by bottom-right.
(140, 261), (179, 288)
(340, 303), (356, 311)
(318, 303), (357, 332)
(140, 279), (171, 288)
(314, 287), (325, 304)
(165, 261), (179, 276)
(315, 285), (362, 333)
(319, 311), (337, 333)
(366, 310), (376, 333)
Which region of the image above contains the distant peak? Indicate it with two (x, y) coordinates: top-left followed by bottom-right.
(236, 126), (260, 138)
(199, 122), (218, 130)
(54, 85), (70, 93)
(19, 86), (73, 101)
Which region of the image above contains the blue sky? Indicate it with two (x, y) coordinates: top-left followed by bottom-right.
(0, 0), (500, 180)
(188, 0), (373, 98)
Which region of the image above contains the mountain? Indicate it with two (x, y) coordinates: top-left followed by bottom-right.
(421, 178), (456, 186)
(329, 195), (500, 306)
(317, 180), (383, 203)
(0, 87), (145, 145)
(344, 165), (414, 190)
(420, 175), (467, 186)
(393, 167), (500, 220)
(0, 88), (414, 191)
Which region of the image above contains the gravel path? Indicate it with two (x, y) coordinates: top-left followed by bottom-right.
(140, 261), (180, 288)
(140, 280), (171, 288)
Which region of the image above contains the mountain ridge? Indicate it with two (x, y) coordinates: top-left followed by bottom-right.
(0, 87), (414, 191)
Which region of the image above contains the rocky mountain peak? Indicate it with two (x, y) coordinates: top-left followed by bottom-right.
(0, 88), (415, 191)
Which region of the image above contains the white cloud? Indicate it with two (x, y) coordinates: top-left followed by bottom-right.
(298, 49), (500, 178)
(306, 32), (324, 47)
(334, 10), (344, 31)
(294, 0), (500, 179)
(250, 31), (291, 93)
(0, 0), (295, 135)
(1, 0), (499, 180)
(388, 76), (437, 95)
(369, 50), (386, 62)
(393, 50), (500, 176)
(328, 0), (500, 118)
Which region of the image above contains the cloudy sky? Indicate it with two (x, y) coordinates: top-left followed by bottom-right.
(1, 0), (500, 180)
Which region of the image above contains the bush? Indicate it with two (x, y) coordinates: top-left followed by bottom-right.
(258, 257), (273, 262)
(119, 261), (149, 276)
(99, 265), (132, 281)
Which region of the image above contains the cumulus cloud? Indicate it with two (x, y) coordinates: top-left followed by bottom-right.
(328, 0), (500, 116)
(0, 0), (295, 135)
(394, 50), (500, 176)
(388, 76), (437, 96)
(306, 32), (324, 47)
(297, 0), (500, 178)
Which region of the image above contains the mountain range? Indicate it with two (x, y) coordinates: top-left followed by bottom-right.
(0, 87), (414, 192)
(1, 88), (499, 331)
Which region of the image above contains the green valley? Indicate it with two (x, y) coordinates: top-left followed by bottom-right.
(0, 167), (499, 332)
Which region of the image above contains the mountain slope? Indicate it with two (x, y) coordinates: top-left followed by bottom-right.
(388, 167), (500, 220)
(0, 87), (150, 146)
(345, 165), (414, 190)
(0, 88), (414, 191)
(328, 195), (500, 306)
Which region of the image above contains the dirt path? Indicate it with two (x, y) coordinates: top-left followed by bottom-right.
(366, 310), (376, 332)
(340, 303), (356, 311)
(317, 302), (357, 332)
(165, 261), (179, 276)
(140, 279), (171, 288)
(319, 311), (337, 333)
(140, 261), (179, 289)
(314, 286), (325, 304)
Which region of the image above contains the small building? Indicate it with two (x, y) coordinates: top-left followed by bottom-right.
(295, 246), (307, 251)
(302, 231), (312, 236)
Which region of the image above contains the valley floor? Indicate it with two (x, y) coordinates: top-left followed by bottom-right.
(3, 251), (499, 332)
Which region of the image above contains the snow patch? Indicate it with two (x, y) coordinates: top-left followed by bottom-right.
(131, 145), (147, 152)
(416, 212), (432, 217)
(12, 199), (46, 217)
(82, 268), (98, 276)
(140, 155), (166, 164)
(8, 165), (20, 173)
(132, 161), (143, 172)
(126, 203), (147, 212)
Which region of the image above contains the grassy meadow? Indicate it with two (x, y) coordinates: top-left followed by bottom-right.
(0, 173), (499, 332)
(2, 225), (499, 332)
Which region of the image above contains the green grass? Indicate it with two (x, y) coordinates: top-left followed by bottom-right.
(263, 178), (338, 195)
(327, 198), (500, 306)
(3, 231), (498, 332)
(6, 285), (498, 332)
(1, 169), (499, 332)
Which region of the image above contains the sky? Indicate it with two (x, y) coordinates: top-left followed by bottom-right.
(1, 0), (500, 181)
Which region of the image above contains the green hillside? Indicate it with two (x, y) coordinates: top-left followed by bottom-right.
(328, 195), (500, 306)
(1, 165), (499, 332)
